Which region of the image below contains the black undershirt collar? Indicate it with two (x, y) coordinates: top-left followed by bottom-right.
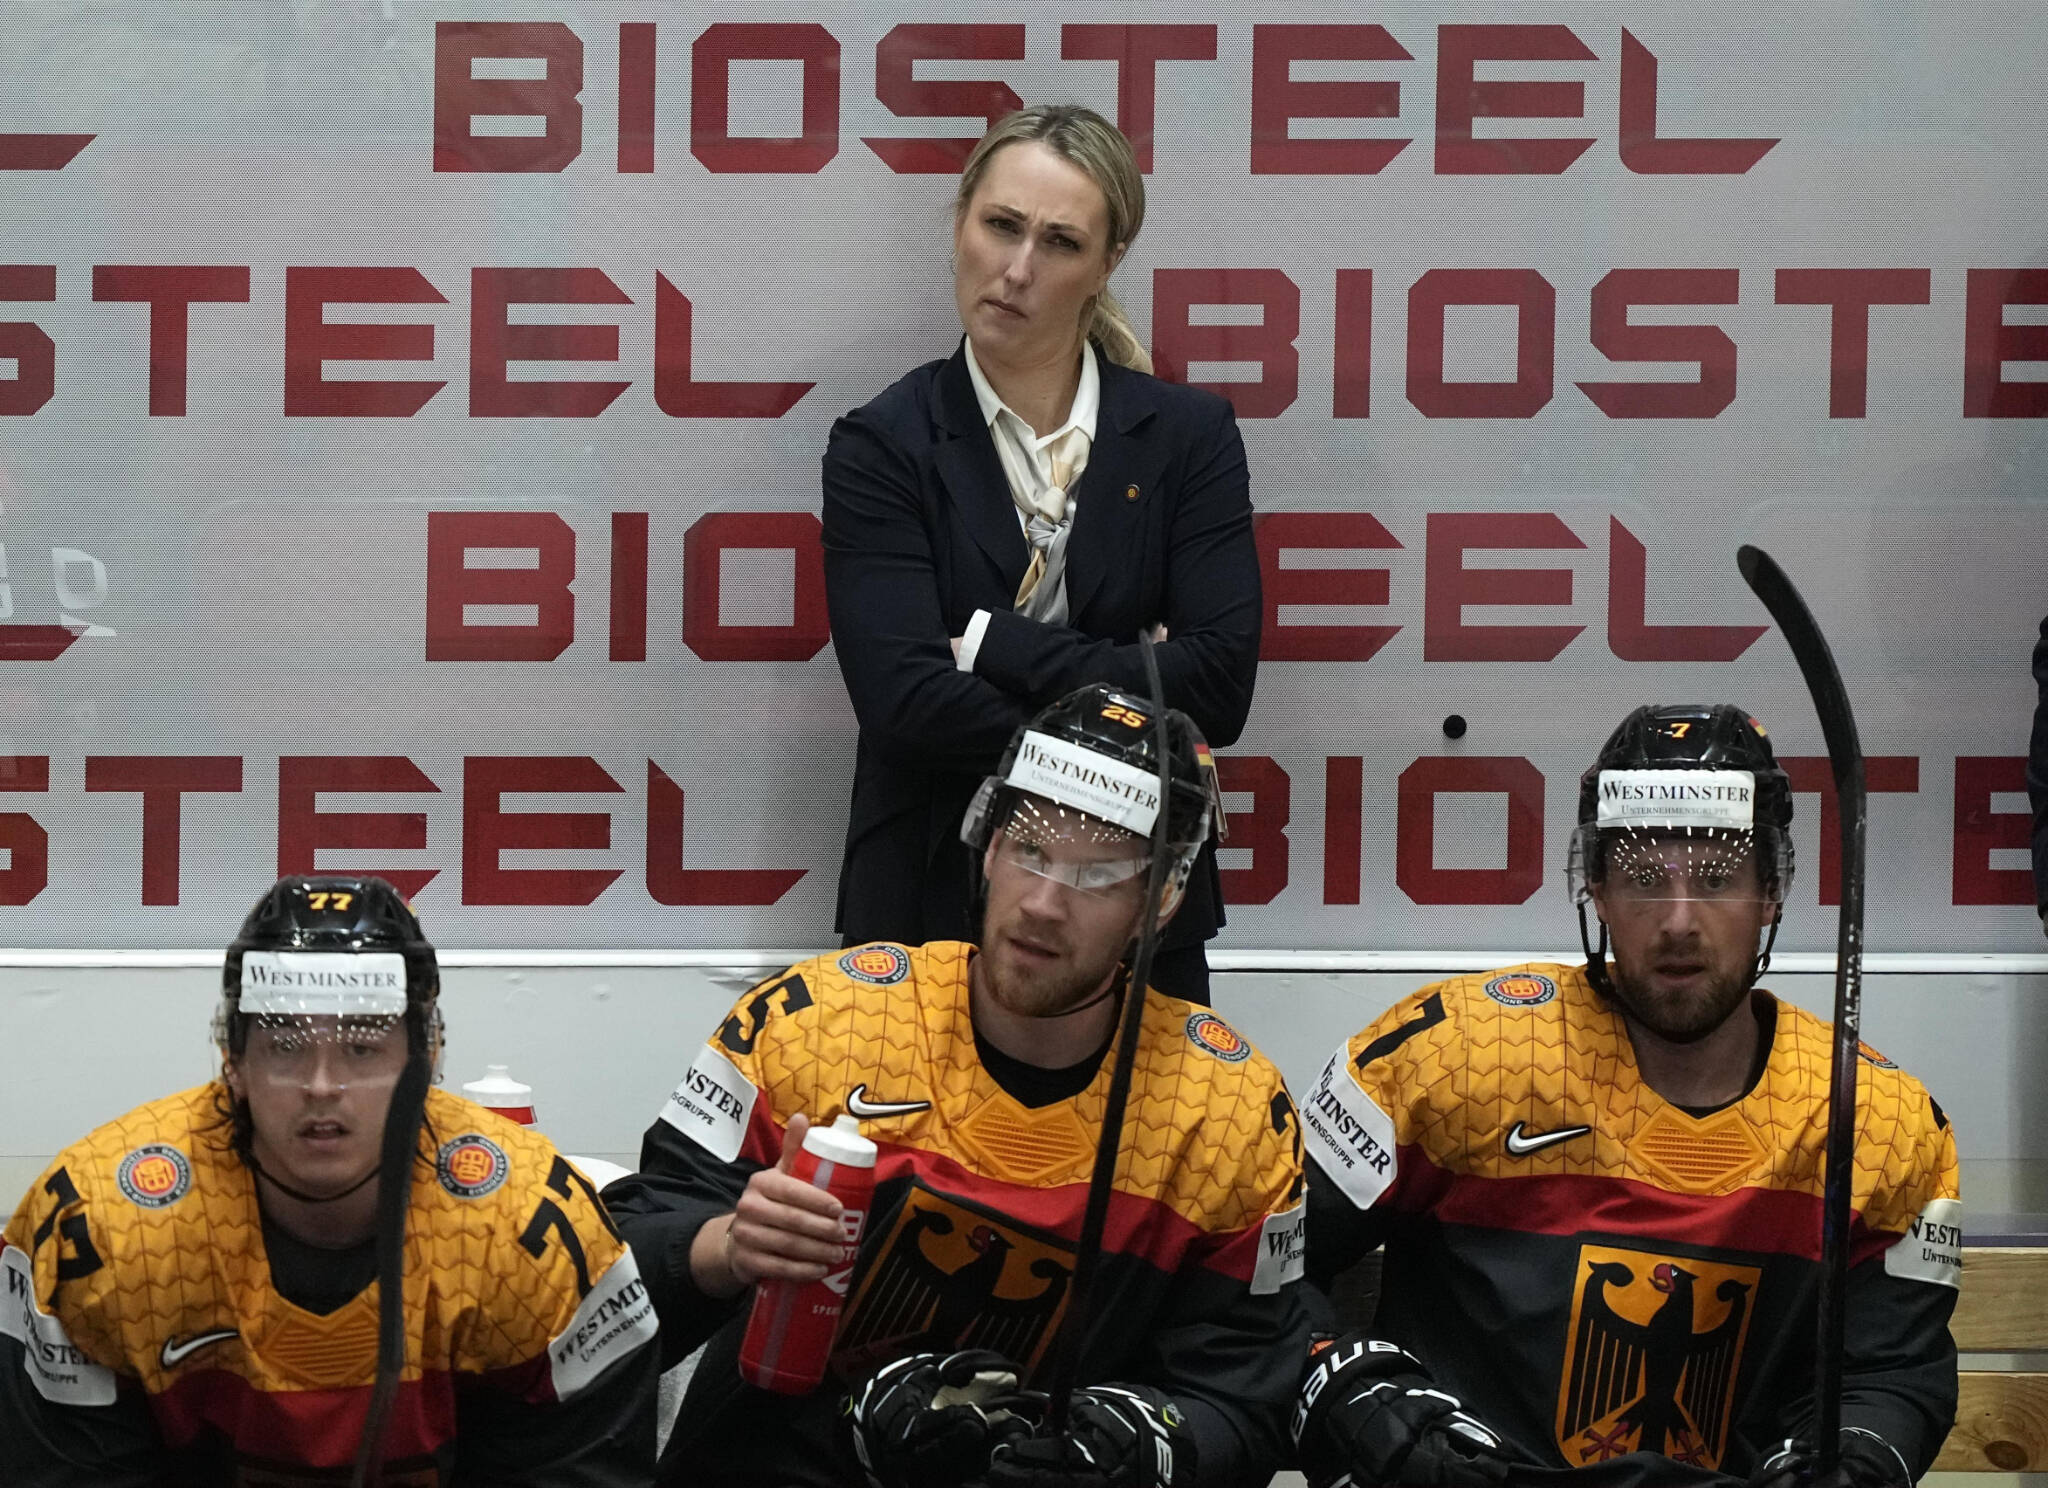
(260, 1209), (377, 1316)
(972, 1017), (1114, 1109)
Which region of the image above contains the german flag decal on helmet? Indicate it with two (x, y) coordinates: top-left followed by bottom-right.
(839, 945), (910, 985)
(1485, 972), (1558, 1007)
(1185, 1013), (1252, 1063)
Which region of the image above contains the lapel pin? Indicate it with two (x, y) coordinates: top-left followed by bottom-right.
(1124, 484), (1140, 502)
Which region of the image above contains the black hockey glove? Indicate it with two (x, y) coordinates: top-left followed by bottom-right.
(1748, 1430), (1915, 1488)
(845, 1349), (1037, 1488)
(984, 1383), (1196, 1488)
(1292, 1334), (1510, 1488)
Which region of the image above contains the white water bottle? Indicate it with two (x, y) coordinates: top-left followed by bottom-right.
(462, 1064), (537, 1128)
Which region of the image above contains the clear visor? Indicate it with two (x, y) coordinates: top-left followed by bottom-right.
(1568, 824), (1790, 907)
(992, 797), (1151, 898)
(236, 1013), (410, 1090)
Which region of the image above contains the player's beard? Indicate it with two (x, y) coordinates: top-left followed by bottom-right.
(1607, 952), (1754, 1044)
(983, 930), (1126, 1020)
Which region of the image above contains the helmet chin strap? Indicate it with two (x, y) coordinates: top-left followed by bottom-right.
(1576, 904), (1616, 1000)
(243, 1148), (380, 1207)
(1753, 911), (1781, 985)
(989, 889), (1180, 1023)
(1013, 970), (1125, 1022)
(1577, 901), (1785, 1009)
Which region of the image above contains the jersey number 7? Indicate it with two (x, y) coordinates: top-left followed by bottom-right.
(518, 1156), (619, 1300)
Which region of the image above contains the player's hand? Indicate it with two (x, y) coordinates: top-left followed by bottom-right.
(985, 1383), (1195, 1488)
(845, 1349), (1037, 1488)
(721, 1114), (845, 1290)
(1292, 1334), (1509, 1488)
(1749, 1430), (1914, 1488)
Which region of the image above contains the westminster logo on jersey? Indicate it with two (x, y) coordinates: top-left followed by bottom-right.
(1555, 1244), (1759, 1469)
(832, 1186), (1073, 1378)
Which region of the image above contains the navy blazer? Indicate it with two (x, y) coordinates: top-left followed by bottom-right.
(821, 340), (1262, 949)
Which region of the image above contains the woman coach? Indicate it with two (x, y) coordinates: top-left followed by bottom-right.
(820, 104), (1261, 1003)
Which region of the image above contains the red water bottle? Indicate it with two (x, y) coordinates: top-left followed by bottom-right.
(737, 1114), (878, 1394)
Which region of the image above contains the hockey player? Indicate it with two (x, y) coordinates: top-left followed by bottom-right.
(1293, 704), (1960, 1488)
(604, 683), (1312, 1487)
(0, 874), (659, 1485)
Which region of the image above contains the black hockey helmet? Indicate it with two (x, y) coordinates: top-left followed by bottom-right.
(963, 682), (1215, 901)
(1575, 703), (1793, 833)
(1569, 704), (1794, 998)
(218, 873), (440, 1061)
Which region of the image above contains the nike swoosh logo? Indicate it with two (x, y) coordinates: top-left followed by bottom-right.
(845, 1085), (930, 1120)
(160, 1328), (238, 1369)
(1503, 1121), (1592, 1157)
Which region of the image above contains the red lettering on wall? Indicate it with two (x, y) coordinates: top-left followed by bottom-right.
(90, 265), (251, 417)
(425, 511), (576, 662)
(653, 275), (812, 418)
(1576, 268), (1738, 419)
(84, 756), (243, 905)
(618, 22), (657, 173)
(1424, 512), (1584, 662)
(1607, 518), (1765, 662)
(277, 756), (441, 900)
(1407, 269), (1555, 418)
(0, 756), (50, 906)
(0, 627), (79, 660)
(1254, 512), (1401, 662)
(681, 511), (829, 662)
(1780, 755), (1920, 906)
(1151, 268), (1300, 418)
(1963, 270), (2048, 419)
(1774, 268), (1932, 418)
(646, 762), (806, 905)
(1323, 755), (1364, 905)
(1396, 755), (1545, 905)
(284, 267), (447, 418)
(863, 24), (1024, 174)
(433, 21), (584, 173)
(1616, 30), (1777, 174)
(1332, 269), (1373, 417)
(1250, 25), (1411, 176)
(1952, 756), (2034, 905)
(462, 756), (623, 905)
(691, 23), (840, 174)
(1435, 25), (1596, 176)
(1217, 755), (1290, 906)
(0, 264), (57, 417)
(610, 512), (650, 663)
(1060, 25), (1217, 173)
(0, 134), (92, 171)
(469, 267), (631, 418)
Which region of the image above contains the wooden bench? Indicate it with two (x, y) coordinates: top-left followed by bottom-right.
(1936, 1245), (2048, 1472)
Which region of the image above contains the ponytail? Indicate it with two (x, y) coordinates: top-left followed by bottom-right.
(1088, 287), (1152, 374)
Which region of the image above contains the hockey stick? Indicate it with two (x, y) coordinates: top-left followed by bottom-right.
(1042, 634), (1178, 1434)
(1738, 544), (1865, 1476)
(349, 1039), (433, 1488)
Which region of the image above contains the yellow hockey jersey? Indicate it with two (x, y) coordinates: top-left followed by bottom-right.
(2, 1083), (658, 1483)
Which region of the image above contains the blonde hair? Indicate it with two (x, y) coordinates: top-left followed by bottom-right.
(955, 104), (1151, 374)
